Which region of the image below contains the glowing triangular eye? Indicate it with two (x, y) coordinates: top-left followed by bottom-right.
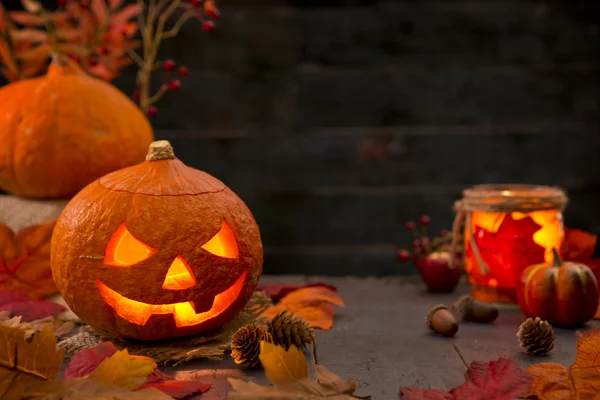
(162, 256), (196, 290)
(201, 220), (239, 259)
(104, 223), (156, 267)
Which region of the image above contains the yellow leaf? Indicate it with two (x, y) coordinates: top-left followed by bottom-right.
(261, 287), (344, 330)
(259, 341), (308, 385)
(89, 349), (157, 390)
(0, 324), (65, 398)
(21, 0), (42, 14)
(227, 365), (359, 400)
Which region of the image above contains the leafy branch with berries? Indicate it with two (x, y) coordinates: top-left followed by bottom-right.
(0, 0), (219, 117)
(398, 215), (464, 293)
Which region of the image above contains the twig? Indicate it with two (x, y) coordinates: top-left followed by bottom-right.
(161, 11), (193, 40)
(127, 49), (144, 67)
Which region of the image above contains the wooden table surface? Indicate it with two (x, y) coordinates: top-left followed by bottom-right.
(131, 275), (598, 400)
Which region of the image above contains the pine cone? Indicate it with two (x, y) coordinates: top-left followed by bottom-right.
(268, 311), (315, 350)
(231, 324), (273, 368)
(517, 317), (555, 356)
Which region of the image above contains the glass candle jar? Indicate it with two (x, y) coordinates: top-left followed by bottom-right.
(452, 184), (568, 304)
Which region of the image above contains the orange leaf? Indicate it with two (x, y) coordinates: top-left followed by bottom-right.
(91, 0), (109, 24)
(260, 286), (344, 330)
(55, 28), (82, 41)
(0, 41), (18, 77)
(8, 28), (48, 43)
(57, 42), (89, 57)
(110, 4), (141, 26)
(108, 0), (125, 9)
(15, 43), (51, 62)
(526, 328), (600, 399)
(0, 3), (8, 31)
(0, 220), (58, 300)
(8, 11), (45, 27)
(0, 324), (65, 398)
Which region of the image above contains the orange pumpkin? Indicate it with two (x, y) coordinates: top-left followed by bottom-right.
(0, 57), (153, 199)
(50, 141), (263, 341)
(517, 248), (599, 327)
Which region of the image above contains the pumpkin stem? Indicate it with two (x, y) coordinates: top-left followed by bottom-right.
(146, 140), (175, 161)
(551, 248), (563, 267)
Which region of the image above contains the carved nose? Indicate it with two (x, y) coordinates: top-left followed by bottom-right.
(162, 256), (196, 290)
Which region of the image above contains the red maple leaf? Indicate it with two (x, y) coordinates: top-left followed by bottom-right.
(257, 282), (338, 303)
(473, 215), (545, 287)
(400, 358), (531, 400)
(0, 220), (58, 299)
(65, 342), (211, 399)
(0, 291), (65, 321)
(560, 228), (600, 319)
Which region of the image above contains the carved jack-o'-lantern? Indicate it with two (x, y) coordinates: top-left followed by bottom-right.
(51, 141), (263, 341)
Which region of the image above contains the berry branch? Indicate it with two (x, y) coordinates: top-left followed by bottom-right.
(131, 0), (219, 116)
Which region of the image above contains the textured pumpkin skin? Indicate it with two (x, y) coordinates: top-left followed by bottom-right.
(517, 257), (599, 327)
(0, 61), (153, 199)
(50, 147), (263, 341)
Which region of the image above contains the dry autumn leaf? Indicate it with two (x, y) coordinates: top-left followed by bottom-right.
(0, 323), (65, 399)
(65, 341), (212, 399)
(258, 282), (338, 303)
(0, 291), (65, 321)
(228, 342), (360, 400)
(21, 349), (170, 400)
(400, 358), (530, 400)
(525, 327), (600, 399)
(261, 286), (345, 330)
(0, 220), (58, 299)
(259, 341), (308, 384)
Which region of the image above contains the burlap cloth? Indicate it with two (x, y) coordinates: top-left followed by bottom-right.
(57, 291), (273, 366)
(0, 195), (67, 231)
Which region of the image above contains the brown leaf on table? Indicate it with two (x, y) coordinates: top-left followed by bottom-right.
(0, 220), (58, 299)
(228, 342), (360, 399)
(258, 282), (338, 303)
(400, 358), (530, 400)
(260, 286), (345, 330)
(525, 327), (600, 399)
(21, 349), (171, 400)
(65, 341), (212, 399)
(0, 324), (65, 398)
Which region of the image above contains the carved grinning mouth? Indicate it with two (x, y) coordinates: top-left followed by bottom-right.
(96, 271), (247, 327)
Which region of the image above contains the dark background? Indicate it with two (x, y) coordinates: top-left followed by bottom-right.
(2, 0), (600, 275)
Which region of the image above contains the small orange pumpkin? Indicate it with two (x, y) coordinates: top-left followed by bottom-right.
(517, 248), (599, 327)
(0, 57), (153, 199)
(51, 140), (263, 341)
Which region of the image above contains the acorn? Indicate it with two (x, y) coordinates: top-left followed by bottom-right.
(452, 295), (498, 323)
(426, 304), (459, 337)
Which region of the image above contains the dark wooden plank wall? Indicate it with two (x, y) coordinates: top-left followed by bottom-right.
(2, 1), (600, 275)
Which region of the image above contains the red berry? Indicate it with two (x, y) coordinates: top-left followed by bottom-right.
(87, 58), (98, 67)
(419, 215), (431, 225)
(202, 20), (215, 33)
(133, 90), (141, 101)
(178, 66), (189, 77)
(169, 80), (182, 91)
(397, 249), (411, 262)
(190, 0), (202, 5)
(68, 54), (80, 63)
(405, 221), (416, 231)
(163, 59), (176, 72)
(146, 106), (158, 117)
(205, 6), (220, 19)
(99, 47), (110, 55)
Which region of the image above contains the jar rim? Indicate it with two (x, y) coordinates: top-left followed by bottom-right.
(458, 184), (568, 212)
